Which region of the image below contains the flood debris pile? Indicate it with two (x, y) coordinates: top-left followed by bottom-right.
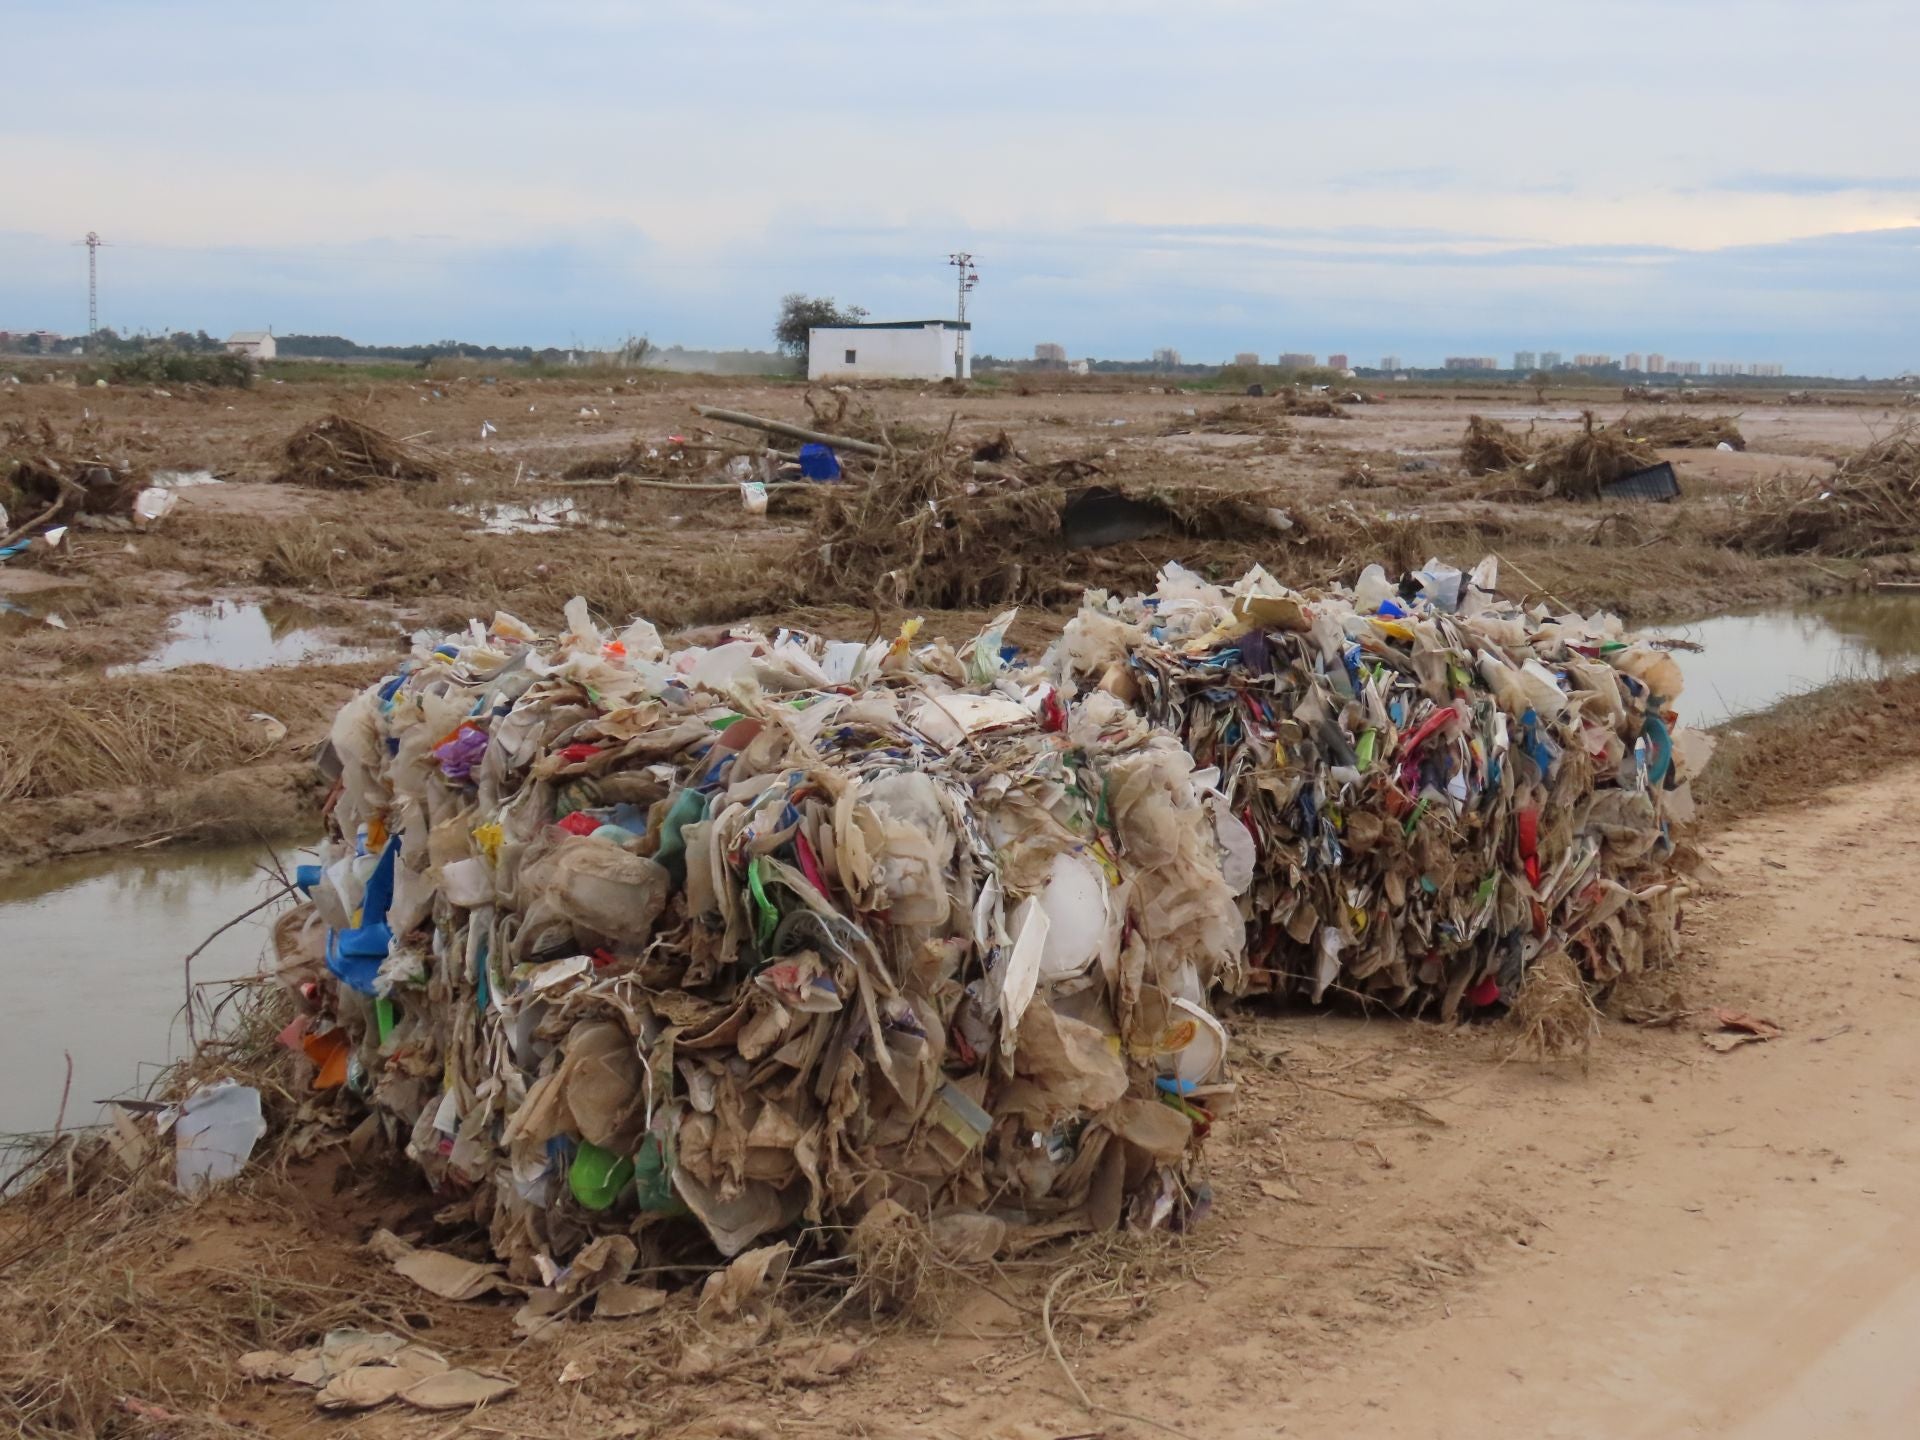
(1160, 403), (1296, 439)
(283, 603), (1245, 1279)
(1459, 416), (1535, 476)
(277, 414), (445, 489)
(1459, 412), (1662, 498)
(1728, 427), (1920, 556)
(1051, 556), (1702, 1016)
(798, 435), (1288, 608)
(1618, 413), (1746, 451)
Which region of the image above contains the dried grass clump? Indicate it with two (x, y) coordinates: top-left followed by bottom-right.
(1163, 402), (1296, 438)
(1506, 947), (1601, 1060)
(1460, 416), (1534, 476)
(1619, 413), (1746, 450)
(843, 1201), (937, 1321)
(1725, 426), (1920, 556)
(0, 669), (371, 803)
(1276, 389), (1349, 419)
(276, 414), (443, 489)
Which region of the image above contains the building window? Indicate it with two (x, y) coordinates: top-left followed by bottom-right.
(844, 349), (857, 365)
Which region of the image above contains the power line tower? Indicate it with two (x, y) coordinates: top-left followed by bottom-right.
(84, 231), (103, 350)
(947, 252), (978, 380)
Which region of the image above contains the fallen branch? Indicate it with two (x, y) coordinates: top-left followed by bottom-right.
(556, 476), (820, 493)
(692, 405), (885, 457)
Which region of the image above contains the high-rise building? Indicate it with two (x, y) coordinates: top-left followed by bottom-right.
(1573, 353), (1612, 369)
(1033, 342), (1066, 364)
(1327, 353), (1350, 371)
(1624, 353), (1644, 373)
(1152, 347), (1182, 367)
(1380, 355), (1402, 371)
(1233, 352), (1261, 367)
(1750, 362), (1785, 377)
(1646, 353), (1666, 374)
(1443, 356), (1499, 370)
(1278, 352), (1316, 368)
(1513, 350), (1538, 372)
(1669, 360), (1702, 376)
(1539, 350), (1562, 370)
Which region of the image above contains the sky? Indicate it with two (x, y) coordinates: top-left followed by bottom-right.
(3, 0), (1917, 375)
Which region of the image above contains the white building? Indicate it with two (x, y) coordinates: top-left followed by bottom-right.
(808, 320), (969, 381)
(225, 330), (277, 362)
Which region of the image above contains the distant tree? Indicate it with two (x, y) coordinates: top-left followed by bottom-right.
(620, 334), (654, 367)
(1527, 370), (1553, 404)
(773, 294), (867, 362)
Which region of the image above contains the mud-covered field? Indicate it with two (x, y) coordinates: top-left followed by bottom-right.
(2, 368), (1908, 877)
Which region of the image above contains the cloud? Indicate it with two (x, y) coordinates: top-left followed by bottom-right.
(2, 2), (1915, 373)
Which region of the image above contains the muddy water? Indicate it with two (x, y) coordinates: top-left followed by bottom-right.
(1654, 594), (1920, 726)
(109, 599), (385, 674)
(0, 844), (304, 1137)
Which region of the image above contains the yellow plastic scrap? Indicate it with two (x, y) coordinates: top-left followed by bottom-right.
(470, 822), (504, 864)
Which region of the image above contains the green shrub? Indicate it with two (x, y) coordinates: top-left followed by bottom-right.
(103, 351), (254, 388)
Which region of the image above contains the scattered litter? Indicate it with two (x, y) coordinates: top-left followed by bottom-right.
(171, 1080), (266, 1193)
(239, 1330), (514, 1414)
(131, 485), (180, 527)
(1703, 1008), (1783, 1052)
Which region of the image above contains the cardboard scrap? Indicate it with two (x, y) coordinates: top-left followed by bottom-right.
(237, 1330), (510, 1414)
(595, 1280), (670, 1319)
(370, 1228), (508, 1301)
(1704, 1008), (1784, 1053)
(698, 1241), (793, 1318)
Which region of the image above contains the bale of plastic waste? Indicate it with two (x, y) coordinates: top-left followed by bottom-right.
(278, 602), (1245, 1277)
(1049, 555), (1701, 1016)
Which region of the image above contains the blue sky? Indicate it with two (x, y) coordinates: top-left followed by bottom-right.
(4, 0), (1916, 374)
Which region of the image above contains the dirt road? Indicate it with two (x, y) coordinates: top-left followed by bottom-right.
(808, 768), (1920, 1439)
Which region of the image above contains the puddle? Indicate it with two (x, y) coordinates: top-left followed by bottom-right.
(1476, 409), (1587, 423)
(108, 600), (386, 674)
(0, 844), (307, 1137)
(1649, 595), (1920, 725)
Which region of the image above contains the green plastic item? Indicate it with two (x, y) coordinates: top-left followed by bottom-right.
(653, 787), (708, 876)
(569, 1142), (634, 1211)
(1355, 729), (1378, 769)
(633, 1133), (687, 1215)
(375, 996), (397, 1044)
(746, 856), (779, 948)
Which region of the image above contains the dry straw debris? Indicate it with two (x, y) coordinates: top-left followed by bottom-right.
(1618, 413), (1746, 450)
(276, 414), (444, 489)
(1727, 426), (1920, 556)
(1458, 411), (1659, 499)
